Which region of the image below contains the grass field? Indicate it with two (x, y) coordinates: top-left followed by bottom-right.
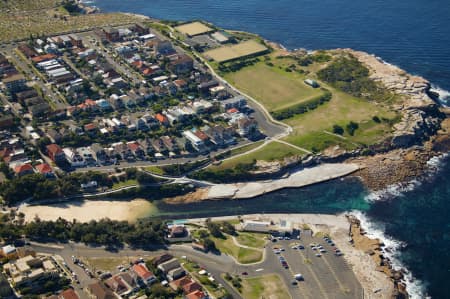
(235, 232), (267, 248)
(212, 235), (263, 264)
(0, 0), (59, 12)
(84, 257), (139, 272)
(144, 166), (165, 175)
(221, 51), (399, 153)
(240, 274), (291, 299)
(210, 141), (305, 170)
(112, 179), (137, 190)
(204, 40), (268, 63)
(175, 21), (213, 36)
(224, 61), (324, 112)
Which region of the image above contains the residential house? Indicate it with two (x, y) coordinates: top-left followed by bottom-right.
(152, 254), (174, 267)
(105, 273), (137, 297)
(237, 117), (258, 137)
(135, 117), (149, 131)
(59, 289), (81, 299)
(185, 290), (209, 299)
(155, 113), (169, 126)
(203, 125), (235, 146)
(169, 276), (191, 291)
(157, 259), (181, 274)
(63, 148), (86, 168)
(169, 54), (194, 75)
(46, 144), (65, 162)
(35, 163), (54, 178)
(46, 129), (62, 143)
(103, 27), (120, 42)
(90, 143), (106, 161)
(134, 23), (150, 35)
(167, 267), (186, 281)
(139, 138), (155, 156)
(155, 40), (175, 56)
(3, 74), (27, 93)
(13, 163), (34, 177)
(87, 281), (115, 299)
(183, 281), (202, 295)
(127, 141), (145, 159)
(160, 136), (179, 153)
(182, 130), (205, 152)
(151, 138), (167, 154)
(132, 263), (157, 285)
(28, 102), (51, 117)
(220, 96), (247, 111)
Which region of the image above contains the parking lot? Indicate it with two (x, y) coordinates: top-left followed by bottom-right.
(268, 232), (363, 299)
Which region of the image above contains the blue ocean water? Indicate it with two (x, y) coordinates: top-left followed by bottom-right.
(92, 0), (450, 297)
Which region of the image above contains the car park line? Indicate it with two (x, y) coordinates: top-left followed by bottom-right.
(295, 248), (330, 299)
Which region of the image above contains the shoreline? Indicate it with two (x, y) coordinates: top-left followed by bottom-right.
(188, 213), (396, 298)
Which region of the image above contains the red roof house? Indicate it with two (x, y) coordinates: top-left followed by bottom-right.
(46, 144), (65, 162)
(59, 289), (80, 299)
(14, 163), (34, 176)
(186, 290), (208, 299)
(132, 264), (156, 285)
(35, 163), (53, 176)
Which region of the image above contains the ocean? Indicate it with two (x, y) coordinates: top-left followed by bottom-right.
(91, 0), (450, 297)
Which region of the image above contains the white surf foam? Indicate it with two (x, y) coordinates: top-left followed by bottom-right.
(350, 210), (428, 299)
(430, 85), (450, 107)
(365, 153), (449, 202)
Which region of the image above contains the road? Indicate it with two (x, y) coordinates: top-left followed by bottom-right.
(0, 47), (67, 110)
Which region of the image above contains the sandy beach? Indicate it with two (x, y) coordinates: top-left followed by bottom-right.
(19, 198), (156, 223)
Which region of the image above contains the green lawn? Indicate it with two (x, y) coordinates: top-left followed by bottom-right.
(235, 232), (267, 248)
(228, 141), (264, 156)
(144, 166), (165, 175)
(112, 179), (137, 190)
(240, 274), (291, 299)
(224, 61), (323, 112)
(210, 141), (305, 171)
(212, 236), (263, 264)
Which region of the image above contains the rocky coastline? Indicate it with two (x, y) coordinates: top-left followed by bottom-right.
(347, 215), (409, 299)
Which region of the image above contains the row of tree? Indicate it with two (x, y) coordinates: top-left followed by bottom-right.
(271, 90), (332, 120)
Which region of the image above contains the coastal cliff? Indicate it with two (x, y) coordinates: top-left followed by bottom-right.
(344, 49), (442, 148)
(348, 215), (409, 299)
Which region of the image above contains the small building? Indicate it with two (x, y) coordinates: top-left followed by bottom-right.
(152, 254), (173, 267)
(241, 220), (272, 233)
(304, 79), (320, 88)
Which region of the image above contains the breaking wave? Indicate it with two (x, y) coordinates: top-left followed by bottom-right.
(350, 210), (428, 299)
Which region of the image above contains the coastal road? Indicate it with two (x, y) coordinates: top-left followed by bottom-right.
(30, 232), (363, 299)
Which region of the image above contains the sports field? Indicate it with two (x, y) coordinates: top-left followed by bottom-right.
(224, 61), (323, 112)
(204, 40), (268, 63)
(175, 21), (214, 36)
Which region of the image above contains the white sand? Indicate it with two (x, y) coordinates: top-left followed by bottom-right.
(19, 198), (155, 223)
(207, 163), (360, 199)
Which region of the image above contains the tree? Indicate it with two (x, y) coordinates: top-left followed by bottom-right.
(346, 121), (359, 136)
(202, 238), (217, 252)
(332, 124), (344, 135)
